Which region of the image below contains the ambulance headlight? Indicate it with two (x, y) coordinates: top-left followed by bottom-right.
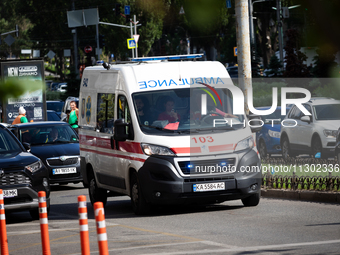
(234, 136), (254, 152)
(141, 143), (175, 156)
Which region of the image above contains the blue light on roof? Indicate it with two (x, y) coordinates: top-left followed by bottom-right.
(187, 164), (193, 169)
(131, 54), (203, 62)
(221, 162), (227, 166)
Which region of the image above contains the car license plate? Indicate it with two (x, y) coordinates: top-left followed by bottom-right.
(193, 182), (225, 192)
(3, 189), (18, 198)
(53, 167), (77, 175)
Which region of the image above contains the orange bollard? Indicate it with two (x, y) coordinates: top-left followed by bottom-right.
(0, 189), (9, 255)
(38, 191), (51, 255)
(94, 202), (109, 255)
(78, 195), (90, 255)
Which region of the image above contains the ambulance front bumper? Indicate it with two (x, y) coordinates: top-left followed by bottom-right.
(138, 149), (261, 205)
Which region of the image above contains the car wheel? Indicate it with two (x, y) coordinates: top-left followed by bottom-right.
(281, 137), (293, 160)
(29, 209), (40, 220)
(241, 192), (260, 207)
(312, 136), (323, 158)
(130, 172), (150, 215)
(259, 140), (268, 159)
(88, 172), (107, 207)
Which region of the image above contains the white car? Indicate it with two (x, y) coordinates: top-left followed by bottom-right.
(57, 84), (67, 92)
(280, 98), (340, 159)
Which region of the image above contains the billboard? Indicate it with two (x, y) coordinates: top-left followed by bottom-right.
(1, 59), (47, 123)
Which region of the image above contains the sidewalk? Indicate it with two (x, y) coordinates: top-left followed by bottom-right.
(261, 188), (340, 204)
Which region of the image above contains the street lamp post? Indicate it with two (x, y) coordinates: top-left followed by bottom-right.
(249, 0), (273, 61)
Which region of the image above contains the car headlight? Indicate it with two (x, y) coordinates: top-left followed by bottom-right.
(323, 129), (337, 138)
(234, 136), (254, 152)
(268, 130), (280, 138)
(141, 143), (175, 156)
(25, 160), (43, 173)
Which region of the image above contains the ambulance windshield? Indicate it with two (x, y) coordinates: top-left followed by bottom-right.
(132, 87), (245, 135)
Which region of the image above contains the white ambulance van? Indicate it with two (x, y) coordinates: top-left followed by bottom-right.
(79, 55), (262, 215)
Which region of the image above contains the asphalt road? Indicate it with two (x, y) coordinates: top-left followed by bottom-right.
(4, 183), (340, 255)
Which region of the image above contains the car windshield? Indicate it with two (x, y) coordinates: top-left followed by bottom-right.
(0, 129), (22, 155)
(19, 125), (79, 145)
(313, 104), (340, 120)
(132, 88), (245, 135)
(47, 102), (64, 112)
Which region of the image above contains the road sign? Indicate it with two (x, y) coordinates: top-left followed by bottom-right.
(125, 5), (130, 15)
(84, 45), (92, 53)
(133, 34), (139, 44)
(234, 47), (237, 57)
(127, 38), (136, 49)
(226, 0), (232, 8)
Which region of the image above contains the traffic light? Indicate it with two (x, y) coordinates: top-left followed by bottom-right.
(99, 34), (105, 48)
(15, 24), (19, 37)
(125, 14), (131, 23)
(115, 3), (121, 16)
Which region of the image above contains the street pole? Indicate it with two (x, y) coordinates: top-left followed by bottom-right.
(236, 0), (252, 115)
(72, 0), (79, 79)
(96, 23), (100, 60)
(130, 19), (134, 58)
(276, 0), (284, 64)
(134, 15), (138, 58)
(249, 0), (255, 61)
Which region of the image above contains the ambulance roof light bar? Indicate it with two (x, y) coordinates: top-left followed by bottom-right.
(131, 54), (203, 62)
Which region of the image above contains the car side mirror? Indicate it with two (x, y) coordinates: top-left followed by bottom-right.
(247, 114), (263, 133)
(113, 118), (129, 142)
(301, 115), (311, 123)
(22, 142), (31, 152)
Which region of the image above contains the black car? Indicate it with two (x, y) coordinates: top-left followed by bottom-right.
(47, 110), (61, 121)
(46, 100), (64, 117)
(0, 124), (50, 220)
(10, 121), (83, 186)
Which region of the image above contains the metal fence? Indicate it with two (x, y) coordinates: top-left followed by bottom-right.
(261, 157), (340, 192)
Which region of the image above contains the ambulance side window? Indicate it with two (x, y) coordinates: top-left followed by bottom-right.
(117, 95), (132, 123)
(97, 93), (115, 133)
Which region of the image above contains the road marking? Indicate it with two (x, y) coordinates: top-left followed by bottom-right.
(118, 224), (202, 242)
(139, 239), (340, 255)
(68, 241), (203, 255)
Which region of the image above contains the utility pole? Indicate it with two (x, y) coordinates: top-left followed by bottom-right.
(236, 0), (252, 115)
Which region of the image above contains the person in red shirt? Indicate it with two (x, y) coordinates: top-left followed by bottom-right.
(158, 97), (180, 123)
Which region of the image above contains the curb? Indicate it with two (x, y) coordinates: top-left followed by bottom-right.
(261, 188), (340, 204)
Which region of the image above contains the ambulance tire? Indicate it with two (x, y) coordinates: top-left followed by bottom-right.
(130, 172), (150, 215)
(88, 171), (107, 207)
(241, 191), (260, 207)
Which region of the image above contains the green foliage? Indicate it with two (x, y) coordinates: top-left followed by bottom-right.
(0, 78), (43, 102)
(266, 55), (283, 77)
(251, 81), (286, 107)
(46, 91), (62, 101)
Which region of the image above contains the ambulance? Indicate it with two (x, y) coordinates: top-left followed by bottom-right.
(79, 54), (262, 215)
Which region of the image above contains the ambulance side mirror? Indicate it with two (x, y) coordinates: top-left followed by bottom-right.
(113, 118), (129, 141)
(247, 114), (262, 133)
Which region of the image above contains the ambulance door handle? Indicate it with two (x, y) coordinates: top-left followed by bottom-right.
(110, 136), (115, 149)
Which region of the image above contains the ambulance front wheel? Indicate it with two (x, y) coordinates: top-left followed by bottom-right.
(241, 191), (260, 207)
(88, 171), (107, 207)
(130, 171), (150, 215)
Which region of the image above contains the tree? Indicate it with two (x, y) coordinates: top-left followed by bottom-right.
(283, 29), (309, 77)
(266, 55), (282, 77)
